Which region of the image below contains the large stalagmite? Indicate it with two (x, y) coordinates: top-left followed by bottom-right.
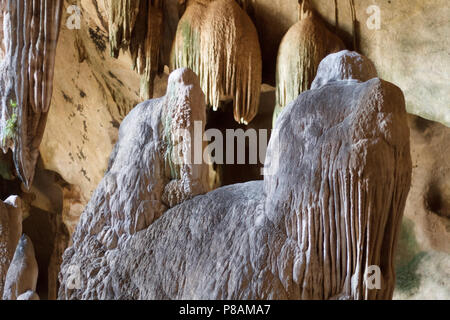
(58, 51), (411, 300)
(273, 0), (344, 126)
(0, 0), (63, 187)
(58, 68), (211, 299)
(171, 0), (262, 124)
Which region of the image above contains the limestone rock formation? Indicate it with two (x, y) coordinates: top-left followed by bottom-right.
(107, 0), (164, 99)
(171, 0), (262, 124)
(0, 195), (24, 296)
(58, 68), (211, 299)
(273, 0), (344, 126)
(17, 289), (40, 300)
(2, 234), (39, 300)
(0, 0), (63, 188)
(58, 52), (411, 300)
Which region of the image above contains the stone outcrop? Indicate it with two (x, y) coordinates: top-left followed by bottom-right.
(393, 115), (450, 299)
(2, 234), (39, 300)
(58, 51), (411, 300)
(58, 68), (212, 299)
(243, 0), (450, 127)
(171, 0), (262, 124)
(0, 195), (24, 295)
(0, 0), (63, 188)
(273, 0), (344, 125)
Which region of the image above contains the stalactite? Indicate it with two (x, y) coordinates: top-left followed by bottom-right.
(107, 0), (163, 100)
(171, 0), (262, 125)
(0, 0), (63, 188)
(273, 0), (345, 126)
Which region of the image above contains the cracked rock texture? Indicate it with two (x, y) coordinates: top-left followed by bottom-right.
(59, 52), (411, 300)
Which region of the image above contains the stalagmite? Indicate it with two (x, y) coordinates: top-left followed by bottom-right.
(171, 0), (262, 124)
(0, 0), (63, 187)
(2, 234), (39, 300)
(107, 0), (163, 99)
(58, 68), (211, 299)
(58, 52), (411, 300)
(0, 196), (24, 296)
(273, 0), (345, 126)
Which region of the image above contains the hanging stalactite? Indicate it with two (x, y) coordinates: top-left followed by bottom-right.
(0, 0), (63, 188)
(171, 0), (262, 125)
(273, 0), (345, 126)
(107, 0), (163, 100)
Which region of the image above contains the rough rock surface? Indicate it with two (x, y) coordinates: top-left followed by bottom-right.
(171, 0), (262, 124)
(58, 68), (211, 299)
(2, 234), (39, 300)
(0, 195), (24, 295)
(393, 115), (450, 299)
(274, 0), (344, 125)
(0, 0), (63, 187)
(59, 52), (411, 300)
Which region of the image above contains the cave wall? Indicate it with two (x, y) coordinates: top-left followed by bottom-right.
(24, 0), (449, 299)
(245, 0), (450, 127)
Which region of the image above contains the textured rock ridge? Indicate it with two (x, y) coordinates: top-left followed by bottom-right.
(0, 0), (63, 187)
(58, 52), (411, 300)
(171, 0), (262, 124)
(58, 68), (211, 299)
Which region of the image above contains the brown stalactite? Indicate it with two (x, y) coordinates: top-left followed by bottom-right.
(171, 0), (262, 125)
(0, 0), (63, 188)
(107, 0), (163, 100)
(273, 0), (345, 126)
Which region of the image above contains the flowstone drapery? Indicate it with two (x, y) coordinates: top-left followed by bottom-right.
(0, 0), (63, 188)
(171, 0), (262, 124)
(58, 51), (412, 300)
(273, 0), (344, 126)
